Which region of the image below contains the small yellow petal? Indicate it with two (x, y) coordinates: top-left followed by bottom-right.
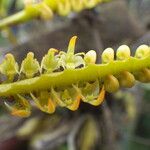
(67, 95), (80, 111)
(11, 109), (31, 118)
(67, 36), (77, 54)
(47, 98), (56, 113)
(89, 86), (105, 106)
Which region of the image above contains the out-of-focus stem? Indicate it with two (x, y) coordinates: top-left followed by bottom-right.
(0, 10), (33, 28)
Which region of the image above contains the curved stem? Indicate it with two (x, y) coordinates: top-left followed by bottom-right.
(0, 10), (32, 28)
(0, 56), (149, 97)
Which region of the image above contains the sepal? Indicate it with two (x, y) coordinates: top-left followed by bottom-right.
(4, 94), (31, 117)
(30, 91), (56, 114)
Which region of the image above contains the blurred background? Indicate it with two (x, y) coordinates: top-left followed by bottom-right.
(0, 0), (150, 150)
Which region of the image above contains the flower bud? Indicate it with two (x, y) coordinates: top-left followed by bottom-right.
(135, 68), (150, 83)
(83, 0), (98, 8)
(118, 71), (135, 88)
(116, 45), (130, 60)
(39, 3), (53, 20)
(20, 52), (40, 78)
(57, 0), (71, 16)
(71, 0), (84, 12)
(0, 53), (19, 80)
(104, 75), (119, 93)
(135, 45), (150, 58)
(84, 50), (97, 64)
(101, 48), (114, 63)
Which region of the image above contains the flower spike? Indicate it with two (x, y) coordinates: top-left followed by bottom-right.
(0, 36), (149, 117)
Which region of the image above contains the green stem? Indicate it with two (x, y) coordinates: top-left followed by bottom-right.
(0, 56), (149, 97)
(0, 3), (42, 29)
(0, 11), (31, 28)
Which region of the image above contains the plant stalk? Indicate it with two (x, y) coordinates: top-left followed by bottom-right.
(0, 56), (149, 97)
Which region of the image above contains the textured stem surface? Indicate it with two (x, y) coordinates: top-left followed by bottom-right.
(0, 56), (149, 96)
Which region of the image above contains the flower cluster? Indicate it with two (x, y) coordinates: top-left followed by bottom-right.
(0, 36), (149, 117)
